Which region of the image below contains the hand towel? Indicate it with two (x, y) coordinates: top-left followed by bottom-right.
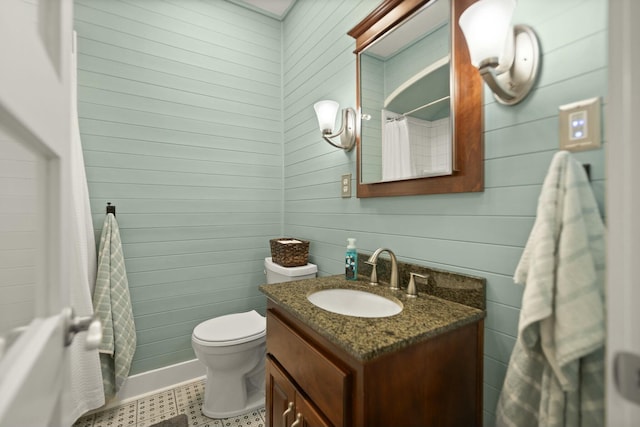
(496, 151), (605, 427)
(93, 213), (137, 401)
(62, 30), (105, 426)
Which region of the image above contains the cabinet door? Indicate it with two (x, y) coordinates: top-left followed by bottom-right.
(294, 393), (332, 427)
(267, 357), (334, 427)
(267, 310), (349, 427)
(266, 357), (296, 427)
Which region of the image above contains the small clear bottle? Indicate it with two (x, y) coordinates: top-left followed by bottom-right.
(345, 238), (358, 280)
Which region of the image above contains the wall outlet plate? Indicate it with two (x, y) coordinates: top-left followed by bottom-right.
(559, 97), (601, 152)
(341, 174), (351, 198)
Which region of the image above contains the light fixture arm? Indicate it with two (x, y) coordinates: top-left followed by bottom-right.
(322, 107), (356, 151)
(322, 132), (349, 150)
(479, 24), (540, 106)
(477, 58), (518, 102)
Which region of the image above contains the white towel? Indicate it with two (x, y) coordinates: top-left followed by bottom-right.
(496, 151), (605, 427)
(61, 30), (105, 426)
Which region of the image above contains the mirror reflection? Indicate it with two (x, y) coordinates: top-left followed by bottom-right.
(360, 0), (451, 184)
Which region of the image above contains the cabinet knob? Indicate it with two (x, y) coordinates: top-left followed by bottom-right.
(291, 413), (303, 427)
(283, 402), (294, 426)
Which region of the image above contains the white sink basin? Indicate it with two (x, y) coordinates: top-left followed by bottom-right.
(307, 288), (403, 318)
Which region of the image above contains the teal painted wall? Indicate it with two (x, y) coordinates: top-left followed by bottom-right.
(75, 0), (607, 423)
(282, 0), (607, 425)
(75, 0), (282, 374)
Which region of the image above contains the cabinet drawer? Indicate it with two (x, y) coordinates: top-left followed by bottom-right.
(267, 310), (349, 427)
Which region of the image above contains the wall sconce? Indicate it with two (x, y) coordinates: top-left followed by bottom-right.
(459, 0), (540, 105)
(313, 100), (356, 151)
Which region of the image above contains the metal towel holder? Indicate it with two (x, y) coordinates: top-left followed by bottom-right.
(106, 202), (116, 216)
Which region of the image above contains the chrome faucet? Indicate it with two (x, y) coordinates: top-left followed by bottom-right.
(366, 248), (399, 290)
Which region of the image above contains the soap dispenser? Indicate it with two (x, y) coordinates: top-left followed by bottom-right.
(345, 238), (358, 280)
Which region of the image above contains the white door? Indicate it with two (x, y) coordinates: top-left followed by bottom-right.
(0, 1), (76, 426)
(607, 0), (640, 426)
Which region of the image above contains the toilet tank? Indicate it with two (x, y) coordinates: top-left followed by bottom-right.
(264, 257), (317, 284)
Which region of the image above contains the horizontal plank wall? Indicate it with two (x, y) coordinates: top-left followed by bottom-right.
(281, 0), (607, 425)
(75, 0), (282, 375)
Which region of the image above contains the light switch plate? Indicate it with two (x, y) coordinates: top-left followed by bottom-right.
(341, 174), (351, 198)
(559, 97), (601, 152)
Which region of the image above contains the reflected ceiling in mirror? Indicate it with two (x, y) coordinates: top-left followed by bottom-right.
(359, 0), (451, 184)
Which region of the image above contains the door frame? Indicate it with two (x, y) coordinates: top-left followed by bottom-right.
(606, 0), (640, 425)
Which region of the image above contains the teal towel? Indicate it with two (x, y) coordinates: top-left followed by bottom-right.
(496, 151), (605, 427)
(93, 213), (136, 400)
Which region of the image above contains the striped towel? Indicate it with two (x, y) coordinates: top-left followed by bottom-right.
(496, 151), (605, 427)
(93, 213), (136, 400)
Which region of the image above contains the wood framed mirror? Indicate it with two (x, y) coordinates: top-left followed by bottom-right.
(348, 0), (483, 198)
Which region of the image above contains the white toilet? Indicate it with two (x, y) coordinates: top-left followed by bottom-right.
(192, 257), (317, 419)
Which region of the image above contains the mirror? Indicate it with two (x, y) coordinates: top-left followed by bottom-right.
(349, 0), (483, 198)
(361, 0), (452, 183)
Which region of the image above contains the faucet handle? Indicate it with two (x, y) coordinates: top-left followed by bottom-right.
(365, 261), (378, 286)
(407, 272), (428, 298)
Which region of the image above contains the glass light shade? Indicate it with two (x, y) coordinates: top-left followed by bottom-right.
(459, 0), (516, 73)
(313, 100), (339, 133)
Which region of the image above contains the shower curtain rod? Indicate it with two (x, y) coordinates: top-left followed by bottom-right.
(402, 95), (450, 117)
(386, 116), (406, 122)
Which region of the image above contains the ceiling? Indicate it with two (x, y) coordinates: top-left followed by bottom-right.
(233, 0), (297, 19)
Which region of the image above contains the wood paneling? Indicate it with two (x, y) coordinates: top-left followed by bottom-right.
(75, 0), (282, 374)
(282, 0), (607, 423)
(75, 0), (606, 422)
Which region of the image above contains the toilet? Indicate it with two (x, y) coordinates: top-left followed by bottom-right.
(192, 257), (317, 419)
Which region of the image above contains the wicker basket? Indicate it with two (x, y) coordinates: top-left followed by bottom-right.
(270, 238), (310, 267)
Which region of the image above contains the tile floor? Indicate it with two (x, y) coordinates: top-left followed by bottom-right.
(73, 379), (265, 427)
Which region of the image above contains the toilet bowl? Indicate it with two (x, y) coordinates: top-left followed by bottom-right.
(192, 257), (317, 419)
(192, 310), (266, 418)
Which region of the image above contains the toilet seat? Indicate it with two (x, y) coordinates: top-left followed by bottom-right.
(193, 310), (266, 346)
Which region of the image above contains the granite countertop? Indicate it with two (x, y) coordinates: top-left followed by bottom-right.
(260, 275), (485, 361)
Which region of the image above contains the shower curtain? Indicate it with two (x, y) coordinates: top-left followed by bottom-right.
(382, 118), (413, 181)
(62, 31), (105, 425)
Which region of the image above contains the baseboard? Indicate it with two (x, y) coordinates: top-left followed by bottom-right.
(96, 359), (206, 412)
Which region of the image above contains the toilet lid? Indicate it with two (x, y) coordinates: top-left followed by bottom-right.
(193, 310), (266, 345)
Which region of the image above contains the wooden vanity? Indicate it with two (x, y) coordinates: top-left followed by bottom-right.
(260, 276), (485, 427)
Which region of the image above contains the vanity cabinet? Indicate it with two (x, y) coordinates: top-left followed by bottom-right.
(266, 307), (349, 427)
(265, 300), (484, 427)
